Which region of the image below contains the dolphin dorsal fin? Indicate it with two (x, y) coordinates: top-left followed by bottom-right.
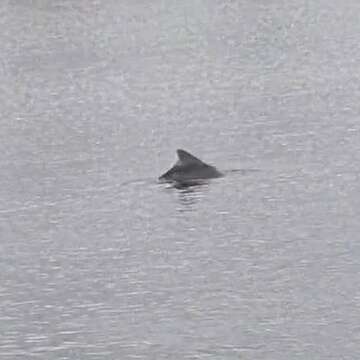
(176, 149), (205, 166)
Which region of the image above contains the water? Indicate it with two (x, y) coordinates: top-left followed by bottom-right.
(1, 1), (360, 359)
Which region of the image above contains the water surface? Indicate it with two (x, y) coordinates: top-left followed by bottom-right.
(1, 1), (360, 359)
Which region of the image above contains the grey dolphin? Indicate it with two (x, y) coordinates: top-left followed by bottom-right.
(159, 149), (223, 183)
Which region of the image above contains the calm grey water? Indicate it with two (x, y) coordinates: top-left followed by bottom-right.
(1, 1), (360, 359)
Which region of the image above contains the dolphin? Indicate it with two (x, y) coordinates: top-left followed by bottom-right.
(159, 149), (223, 184)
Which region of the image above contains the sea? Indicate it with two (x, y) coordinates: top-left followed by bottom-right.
(1, 1), (360, 359)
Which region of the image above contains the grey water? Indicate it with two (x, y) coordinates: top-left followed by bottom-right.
(1, 1), (360, 359)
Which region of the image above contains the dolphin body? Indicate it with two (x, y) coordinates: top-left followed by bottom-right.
(159, 149), (223, 184)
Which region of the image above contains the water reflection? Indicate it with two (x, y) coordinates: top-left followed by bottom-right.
(175, 181), (209, 212)
(172, 179), (208, 190)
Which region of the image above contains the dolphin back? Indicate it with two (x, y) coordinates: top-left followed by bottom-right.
(159, 149), (223, 182)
